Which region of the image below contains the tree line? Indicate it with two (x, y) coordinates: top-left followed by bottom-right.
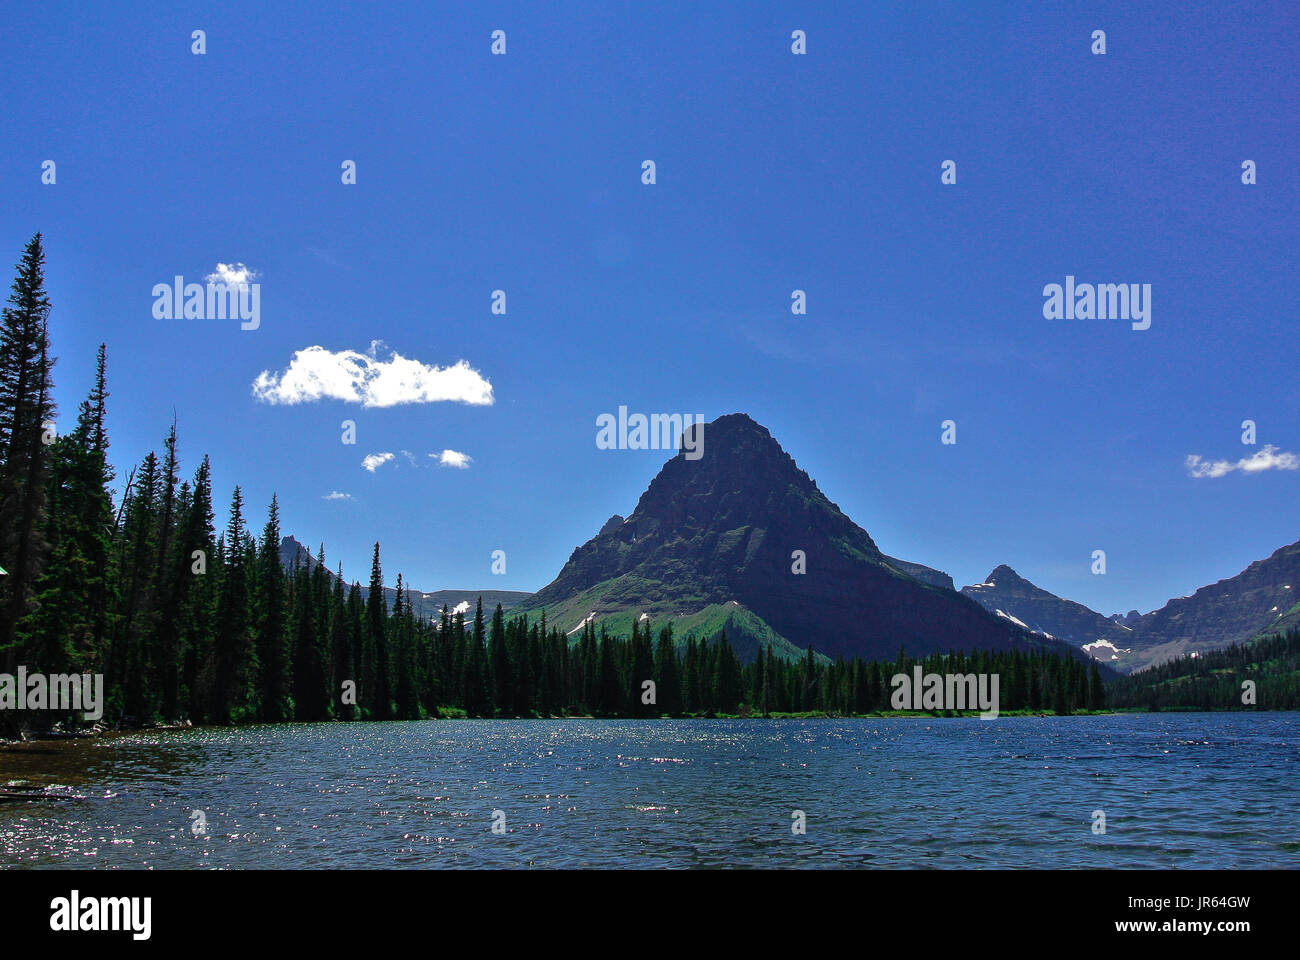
(0, 234), (1106, 732)
(1106, 628), (1300, 711)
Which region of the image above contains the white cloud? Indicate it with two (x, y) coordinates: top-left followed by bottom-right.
(206, 262), (258, 286)
(362, 452), (395, 472)
(434, 449), (472, 469)
(1186, 445), (1300, 479)
(252, 342), (493, 408)
(362, 449), (472, 472)
(322, 491), (353, 501)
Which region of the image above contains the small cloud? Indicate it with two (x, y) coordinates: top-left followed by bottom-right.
(206, 262), (258, 286)
(434, 449), (472, 469)
(252, 342), (493, 408)
(1186, 445), (1300, 479)
(322, 491), (353, 501)
(362, 452), (395, 472)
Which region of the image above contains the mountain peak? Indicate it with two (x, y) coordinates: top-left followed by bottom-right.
(696, 411), (769, 441)
(987, 564), (1024, 584)
(630, 413), (827, 530)
(667, 412), (787, 469)
(962, 564), (1135, 658)
(279, 535), (322, 573)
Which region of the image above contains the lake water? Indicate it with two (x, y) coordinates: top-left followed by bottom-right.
(2, 713), (1297, 868)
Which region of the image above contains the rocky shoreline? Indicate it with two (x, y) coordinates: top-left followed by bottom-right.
(0, 718), (193, 747)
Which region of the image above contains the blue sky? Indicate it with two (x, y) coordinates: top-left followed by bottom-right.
(2, 0), (1296, 618)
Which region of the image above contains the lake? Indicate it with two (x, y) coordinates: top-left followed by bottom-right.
(2, 713), (1297, 868)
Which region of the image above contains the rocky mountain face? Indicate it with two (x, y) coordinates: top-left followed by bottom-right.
(520, 413), (1048, 663)
(1121, 537), (1300, 669)
(278, 537), (533, 620)
(961, 565), (1137, 661)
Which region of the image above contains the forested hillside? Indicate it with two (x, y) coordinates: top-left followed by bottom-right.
(1106, 629), (1300, 711)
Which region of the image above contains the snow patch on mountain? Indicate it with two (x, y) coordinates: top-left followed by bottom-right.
(1082, 638), (1132, 661)
(994, 609), (1030, 630)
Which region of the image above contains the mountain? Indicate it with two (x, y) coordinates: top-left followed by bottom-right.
(278, 536), (534, 619)
(961, 565), (1135, 660)
(882, 555), (955, 591)
(961, 538), (1300, 673)
(1120, 537), (1300, 670)
(517, 413), (1060, 663)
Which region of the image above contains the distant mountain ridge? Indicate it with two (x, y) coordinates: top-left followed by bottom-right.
(1122, 537), (1300, 669)
(960, 539), (1300, 672)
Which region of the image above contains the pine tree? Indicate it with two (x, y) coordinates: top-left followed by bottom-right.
(459, 609), (488, 716)
(1052, 661), (1069, 716)
(654, 623), (679, 715)
(211, 486), (255, 723)
(144, 421), (180, 710)
(392, 574), (420, 719)
(630, 619), (655, 716)
(712, 630), (742, 714)
(255, 496), (290, 720)
(290, 552), (328, 721)
(683, 636), (700, 714)
(1087, 660), (1105, 712)
(24, 347), (115, 702)
(329, 564), (351, 718)
(511, 610), (533, 716)
(345, 580), (365, 717)
(180, 457), (217, 720)
(597, 627), (619, 715)
(115, 451), (161, 718)
(489, 602), (510, 715)
(364, 543), (391, 719)
(0, 234), (56, 676)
